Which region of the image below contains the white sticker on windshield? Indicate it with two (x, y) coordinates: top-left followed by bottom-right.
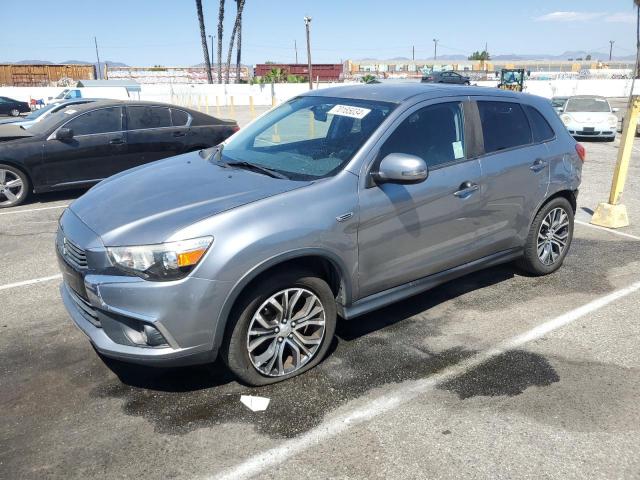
(328, 105), (371, 119)
(452, 141), (464, 159)
(64, 109), (77, 115)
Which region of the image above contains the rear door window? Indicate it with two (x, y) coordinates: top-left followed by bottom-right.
(64, 107), (123, 136)
(477, 101), (532, 153)
(127, 106), (172, 130)
(379, 102), (465, 168)
(524, 105), (555, 143)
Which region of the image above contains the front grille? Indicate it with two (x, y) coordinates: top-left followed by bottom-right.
(63, 237), (88, 269)
(68, 287), (101, 327)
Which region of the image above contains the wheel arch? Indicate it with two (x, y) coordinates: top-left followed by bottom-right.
(528, 188), (577, 232)
(212, 249), (352, 351)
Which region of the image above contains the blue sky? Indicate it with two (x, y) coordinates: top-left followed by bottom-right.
(1, 0), (637, 65)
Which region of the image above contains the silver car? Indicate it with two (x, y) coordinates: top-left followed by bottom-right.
(57, 84), (583, 385)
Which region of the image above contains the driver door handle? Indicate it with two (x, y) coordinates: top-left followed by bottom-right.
(109, 138), (124, 145)
(454, 181), (479, 198)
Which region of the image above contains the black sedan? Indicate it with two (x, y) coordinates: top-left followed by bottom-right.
(0, 100), (239, 207)
(0, 96), (31, 117)
(421, 71), (470, 85)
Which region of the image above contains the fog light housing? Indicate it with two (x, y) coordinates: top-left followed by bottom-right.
(142, 324), (168, 347)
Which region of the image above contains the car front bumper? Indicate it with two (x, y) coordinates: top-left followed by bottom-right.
(57, 209), (232, 367)
(565, 123), (616, 138)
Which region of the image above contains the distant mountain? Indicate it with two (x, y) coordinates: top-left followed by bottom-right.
(12, 59), (53, 65)
(3, 59), (128, 67)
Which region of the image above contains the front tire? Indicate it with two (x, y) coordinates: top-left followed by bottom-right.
(517, 197), (574, 276)
(222, 269), (337, 386)
(9, 108), (20, 117)
(0, 164), (30, 208)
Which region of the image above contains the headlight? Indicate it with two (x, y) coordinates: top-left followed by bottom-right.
(560, 114), (571, 125)
(608, 115), (618, 127)
(108, 236), (213, 281)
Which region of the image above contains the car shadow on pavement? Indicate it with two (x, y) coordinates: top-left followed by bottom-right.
(101, 264), (517, 393)
(22, 188), (88, 207)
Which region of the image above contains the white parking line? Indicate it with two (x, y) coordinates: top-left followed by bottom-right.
(0, 204), (68, 216)
(208, 280), (640, 480)
(575, 219), (640, 240)
(0, 274), (61, 291)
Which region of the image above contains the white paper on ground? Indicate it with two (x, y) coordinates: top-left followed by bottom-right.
(240, 395), (270, 412)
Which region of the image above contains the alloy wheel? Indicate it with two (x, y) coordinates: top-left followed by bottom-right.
(537, 207), (569, 266)
(0, 169), (24, 207)
(247, 288), (326, 377)
(9, 109), (20, 117)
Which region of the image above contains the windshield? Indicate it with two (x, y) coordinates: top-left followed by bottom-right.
(551, 98), (567, 108)
(23, 103), (59, 120)
(54, 90), (70, 100)
(220, 96), (395, 180)
(26, 106), (81, 135)
(565, 97), (611, 113)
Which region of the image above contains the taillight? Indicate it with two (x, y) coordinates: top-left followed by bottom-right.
(232, 125), (240, 133)
(575, 143), (586, 162)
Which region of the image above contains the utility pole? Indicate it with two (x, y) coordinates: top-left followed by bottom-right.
(412, 45), (415, 61)
(304, 16), (313, 90)
(295, 40), (298, 64)
(208, 35), (215, 70)
(94, 36), (102, 80)
(433, 38), (439, 60)
(609, 40), (615, 61)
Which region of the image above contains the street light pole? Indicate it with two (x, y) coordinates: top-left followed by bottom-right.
(433, 38), (439, 60)
(304, 16), (313, 90)
(209, 35), (215, 71)
(609, 40), (615, 61)
(295, 40), (298, 64)
(94, 36), (102, 80)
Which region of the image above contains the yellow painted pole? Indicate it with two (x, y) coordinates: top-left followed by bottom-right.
(230, 96), (235, 116)
(205, 95), (209, 114)
(197, 96), (202, 112)
(249, 96), (255, 119)
(216, 96), (221, 116)
(591, 96), (639, 228)
(272, 95), (277, 107)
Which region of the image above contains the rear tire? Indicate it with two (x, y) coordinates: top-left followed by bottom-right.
(221, 269), (337, 386)
(0, 164), (30, 208)
(516, 197), (574, 276)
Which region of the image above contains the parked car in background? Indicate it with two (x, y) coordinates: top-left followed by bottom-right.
(550, 96), (569, 113)
(0, 100), (238, 207)
(56, 84), (582, 385)
(46, 87), (130, 104)
(0, 99), (97, 128)
(0, 96), (31, 117)
(559, 95), (618, 141)
(421, 71), (470, 85)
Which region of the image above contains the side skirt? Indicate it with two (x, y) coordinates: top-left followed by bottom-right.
(338, 248), (523, 320)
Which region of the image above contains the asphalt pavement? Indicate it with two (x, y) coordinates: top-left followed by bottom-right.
(1, 120), (639, 479)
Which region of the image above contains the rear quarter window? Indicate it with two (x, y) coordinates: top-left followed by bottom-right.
(524, 105), (555, 143)
(478, 101), (532, 154)
(171, 109), (189, 126)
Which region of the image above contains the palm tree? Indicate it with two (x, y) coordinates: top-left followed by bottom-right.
(217, 0), (225, 84)
(225, 0), (246, 83)
(195, 0), (213, 84)
(234, 0), (244, 83)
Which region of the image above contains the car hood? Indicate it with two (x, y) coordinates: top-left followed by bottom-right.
(70, 152), (313, 246)
(565, 111), (611, 124)
(0, 117), (25, 126)
(0, 124), (34, 141)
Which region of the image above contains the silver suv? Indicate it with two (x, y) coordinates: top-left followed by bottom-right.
(57, 84), (583, 385)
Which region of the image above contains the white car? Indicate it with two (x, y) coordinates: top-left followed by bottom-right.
(559, 96), (618, 142)
(0, 99), (96, 128)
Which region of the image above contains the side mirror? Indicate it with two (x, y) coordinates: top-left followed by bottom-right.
(56, 127), (74, 142)
(374, 153), (428, 184)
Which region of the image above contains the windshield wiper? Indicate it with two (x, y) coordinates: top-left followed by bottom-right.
(224, 160), (289, 179)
